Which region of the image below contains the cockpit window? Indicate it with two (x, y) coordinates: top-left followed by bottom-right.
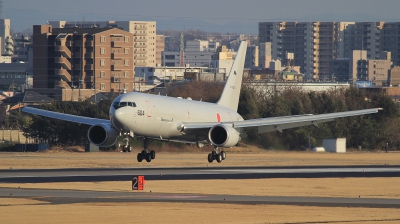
(113, 101), (137, 109)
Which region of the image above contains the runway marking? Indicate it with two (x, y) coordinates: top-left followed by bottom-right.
(151, 195), (208, 199)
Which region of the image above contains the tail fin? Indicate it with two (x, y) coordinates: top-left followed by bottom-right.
(217, 41), (247, 111)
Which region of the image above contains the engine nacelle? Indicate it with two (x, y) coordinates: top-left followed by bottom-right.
(87, 124), (119, 147)
(208, 124), (240, 147)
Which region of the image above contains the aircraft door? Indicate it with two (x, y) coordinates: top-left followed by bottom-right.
(145, 100), (152, 117)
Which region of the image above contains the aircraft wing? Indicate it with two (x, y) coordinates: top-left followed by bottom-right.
(182, 108), (382, 134)
(22, 107), (110, 126)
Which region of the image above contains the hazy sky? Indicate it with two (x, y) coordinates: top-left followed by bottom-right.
(6, 0), (400, 33)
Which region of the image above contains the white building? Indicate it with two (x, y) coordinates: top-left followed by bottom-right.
(0, 62), (32, 91)
(162, 40), (220, 67)
(0, 19), (13, 56)
(135, 66), (227, 87)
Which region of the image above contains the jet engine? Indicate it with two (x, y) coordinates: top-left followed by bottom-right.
(87, 124), (119, 147)
(208, 124), (240, 147)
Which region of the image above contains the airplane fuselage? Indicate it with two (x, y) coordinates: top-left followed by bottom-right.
(110, 92), (243, 141)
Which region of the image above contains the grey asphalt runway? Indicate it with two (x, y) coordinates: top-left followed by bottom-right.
(1, 165), (400, 208)
(2, 165), (400, 183)
(2, 187), (400, 208)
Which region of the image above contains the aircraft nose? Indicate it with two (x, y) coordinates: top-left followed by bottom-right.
(112, 107), (128, 130)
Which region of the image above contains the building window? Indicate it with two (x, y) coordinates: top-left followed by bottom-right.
(100, 48), (106, 54)
(124, 48), (129, 54)
(100, 83), (105, 90)
(100, 71), (106, 78)
(100, 60), (105, 66)
(124, 83), (129, 90)
(116, 83), (120, 89)
(124, 71), (129, 78)
(124, 60), (129, 66)
(125, 37), (130, 43)
(100, 36), (106, 42)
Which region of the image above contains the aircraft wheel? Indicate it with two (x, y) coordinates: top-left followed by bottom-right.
(127, 145), (132, 152)
(145, 153), (152, 162)
(207, 153), (214, 163)
(221, 151), (226, 160)
(137, 153), (143, 162)
(122, 146), (127, 152)
(216, 153), (222, 163)
(150, 150), (156, 159)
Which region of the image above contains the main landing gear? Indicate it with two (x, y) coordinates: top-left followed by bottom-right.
(137, 138), (156, 163)
(207, 147), (226, 163)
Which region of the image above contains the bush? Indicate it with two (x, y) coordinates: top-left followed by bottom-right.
(0, 141), (16, 152)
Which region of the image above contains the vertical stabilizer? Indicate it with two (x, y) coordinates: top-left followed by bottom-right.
(217, 41), (247, 111)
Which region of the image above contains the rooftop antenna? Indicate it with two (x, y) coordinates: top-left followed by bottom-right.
(74, 6), (77, 27)
(93, 2), (97, 28)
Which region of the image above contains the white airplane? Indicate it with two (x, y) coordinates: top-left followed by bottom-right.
(23, 41), (381, 163)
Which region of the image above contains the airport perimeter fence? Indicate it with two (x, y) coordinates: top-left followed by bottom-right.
(1, 128), (50, 152)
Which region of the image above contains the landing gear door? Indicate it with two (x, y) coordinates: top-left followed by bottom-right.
(145, 100), (152, 117)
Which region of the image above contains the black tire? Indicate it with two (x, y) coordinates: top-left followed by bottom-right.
(145, 153), (152, 162)
(137, 153), (143, 162)
(221, 151), (226, 160)
(207, 153), (214, 163)
(150, 150), (156, 159)
(127, 145), (132, 152)
(216, 153), (222, 163)
(122, 146), (127, 152)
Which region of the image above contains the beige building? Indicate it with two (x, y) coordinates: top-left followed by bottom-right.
(156, 35), (165, 66)
(389, 66), (400, 86)
(32, 25), (134, 99)
(211, 45), (234, 75)
(259, 42), (271, 68)
(350, 50), (367, 81)
(356, 52), (391, 86)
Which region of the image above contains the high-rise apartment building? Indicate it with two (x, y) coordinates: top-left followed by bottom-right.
(259, 22), (344, 79)
(380, 22), (400, 66)
(32, 25), (134, 95)
(0, 19), (13, 56)
(260, 21), (400, 82)
(352, 22), (383, 60)
(48, 21), (157, 68)
(245, 45), (259, 69)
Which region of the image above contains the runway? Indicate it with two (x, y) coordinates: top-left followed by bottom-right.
(1, 165), (400, 183)
(1, 187), (400, 208)
(1, 165), (400, 208)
